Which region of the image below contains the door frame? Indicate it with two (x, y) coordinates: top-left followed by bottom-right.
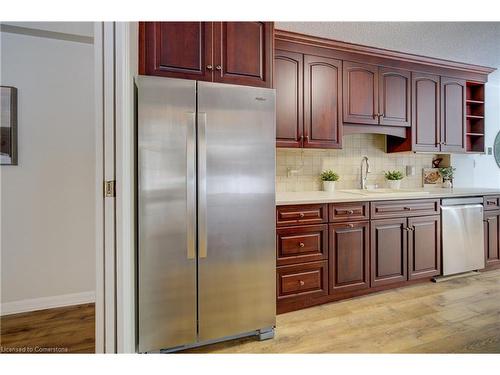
(94, 21), (138, 353)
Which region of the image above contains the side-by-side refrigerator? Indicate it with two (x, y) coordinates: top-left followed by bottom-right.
(136, 76), (276, 352)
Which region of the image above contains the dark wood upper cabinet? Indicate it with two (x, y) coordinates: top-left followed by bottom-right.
(408, 216), (441, 280)
(379, 67), (411, 127)
(370, 218), (408, 287)
(484, 210), (500, 268)
(441, 77), (466, 152)
(303, 55), (342, 148)
(139, 22), (272, 88)
(140, 22), (213, 81)
(213, 22), (273, 88)
(329, 221), (370, 293)
(343, 61), (379, 125)
(275, 50), (303, 148)
(411, 72), (441, 152)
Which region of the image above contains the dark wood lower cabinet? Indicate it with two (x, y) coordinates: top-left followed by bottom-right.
(408, 216), (441, 280)
(276, 201), (448, 314)
(329, 221), (370, 293)
(484, 210), (500, 269)
(370, 218), (408, 287)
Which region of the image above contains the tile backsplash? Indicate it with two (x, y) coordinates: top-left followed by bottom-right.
(276, 134), (437, 192)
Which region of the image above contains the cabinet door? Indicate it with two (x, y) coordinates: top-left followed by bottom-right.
(140, 22), (213, 81)
(343, 61), (379, 125)
(484, 211), (500, 267)
(408, 216), (441, 280)
(274, 50), (303, 148)
(303, 55), (342, 148)
(379, 67), (411, 127)
(441, 77), (466, 152)
(213, 22), (273, 88)
(370, 218), (407, 287)
(411, 73), (440, 152)
(329, 222), (370, 293)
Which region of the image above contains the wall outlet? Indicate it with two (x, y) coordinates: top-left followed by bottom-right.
(488, 147), (493, 155)
(406, 165), (415, 177)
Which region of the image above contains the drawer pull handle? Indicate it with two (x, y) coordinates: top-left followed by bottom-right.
(487, 201), (496, 205)
(348, 224), (354, 228)
(404, 207), (411, 211)
(347, 210), (354, 215)
(299, 213), (305, 218)
(299, 242), (305, 248)
(299, 280), (305, 286)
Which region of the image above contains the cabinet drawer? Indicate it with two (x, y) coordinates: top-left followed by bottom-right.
(329, 202), (369, 222)
(277, 225), (328, 266)
(484, 196), (500, 211)
(370, 199), (440, 219)
(276, 204), (328, 227)
(277, 261), (328, 300)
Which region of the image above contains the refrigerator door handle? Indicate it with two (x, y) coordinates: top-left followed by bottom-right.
(186, 112), (196, 260)
(198, 112), (208, 258)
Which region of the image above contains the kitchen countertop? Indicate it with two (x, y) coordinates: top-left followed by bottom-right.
(276, 188), (500, 206)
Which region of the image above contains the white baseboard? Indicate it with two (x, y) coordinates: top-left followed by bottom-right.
(1, 291), (96, 316)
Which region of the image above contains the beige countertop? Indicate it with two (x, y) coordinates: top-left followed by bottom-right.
(276, 188), (500, 206)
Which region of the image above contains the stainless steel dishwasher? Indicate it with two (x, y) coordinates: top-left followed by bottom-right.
(441, 197), (485, 276)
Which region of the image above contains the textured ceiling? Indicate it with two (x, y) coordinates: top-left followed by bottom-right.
(275, 22), (500, 69)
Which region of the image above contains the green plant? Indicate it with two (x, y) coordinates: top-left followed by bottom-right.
(439, 166), (456, 180)
(320, 170), (340, 182)
(384, 170), (404, 181)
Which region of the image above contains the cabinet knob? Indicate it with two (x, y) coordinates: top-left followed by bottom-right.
(348, 210), (354, 215)
(299, 280), (305, 286)
(348, 223), (354, 228)
(299, 242), (305, 248)
(206, 64), (214, 71)
(299, 213), (305, 218)
(215, 65), (222, 71)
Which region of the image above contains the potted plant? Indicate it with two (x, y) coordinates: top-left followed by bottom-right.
(439, 166), (456, 188)
(384, 170), (404, 190)
(320, 170), (339, 192)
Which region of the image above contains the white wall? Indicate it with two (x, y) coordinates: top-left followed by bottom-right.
(0, 22), (96, 314)
(276, 22), (500, 188)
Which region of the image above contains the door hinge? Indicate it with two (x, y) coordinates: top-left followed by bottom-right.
(104, 180), (116, 198)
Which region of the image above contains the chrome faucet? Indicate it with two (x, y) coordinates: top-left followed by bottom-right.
(360, 156), (371, 190)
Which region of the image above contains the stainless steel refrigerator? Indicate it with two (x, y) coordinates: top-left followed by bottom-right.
(136, 75), (276, 353)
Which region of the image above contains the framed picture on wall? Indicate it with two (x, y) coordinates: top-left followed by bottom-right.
(1, 86), (18, 165)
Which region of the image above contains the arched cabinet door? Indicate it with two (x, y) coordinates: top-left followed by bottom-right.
(274, 50), (303, 148)
(343, 61), (379, 125)
(303, 55), (342, 149)
(441, 77), (466, 153)
(379, 67), (411, 127)
(412, 73), (441, 152)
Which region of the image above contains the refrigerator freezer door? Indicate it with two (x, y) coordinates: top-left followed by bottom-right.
(197, 82), (276, 341)
(137, 76), (197, 352)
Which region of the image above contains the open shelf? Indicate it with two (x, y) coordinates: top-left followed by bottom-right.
(465, 82), (486, 153)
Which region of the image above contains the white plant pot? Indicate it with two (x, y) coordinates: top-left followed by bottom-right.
(322, 181), (336, 192)
(442, 180), (452, 188)
(387, 180), (402, 190)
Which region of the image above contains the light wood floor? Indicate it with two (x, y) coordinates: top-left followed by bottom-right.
(0, 303), (94, 354)
(187, 269), (500, 353)
(1, 270), (499, 353)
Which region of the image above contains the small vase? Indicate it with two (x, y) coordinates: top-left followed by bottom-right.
(442, 180), (452, 188)
(387, 180), (401, 190)
(323, 181), (336, 192)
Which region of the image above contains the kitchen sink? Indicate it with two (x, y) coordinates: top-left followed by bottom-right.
(340, 188), (430, 196)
